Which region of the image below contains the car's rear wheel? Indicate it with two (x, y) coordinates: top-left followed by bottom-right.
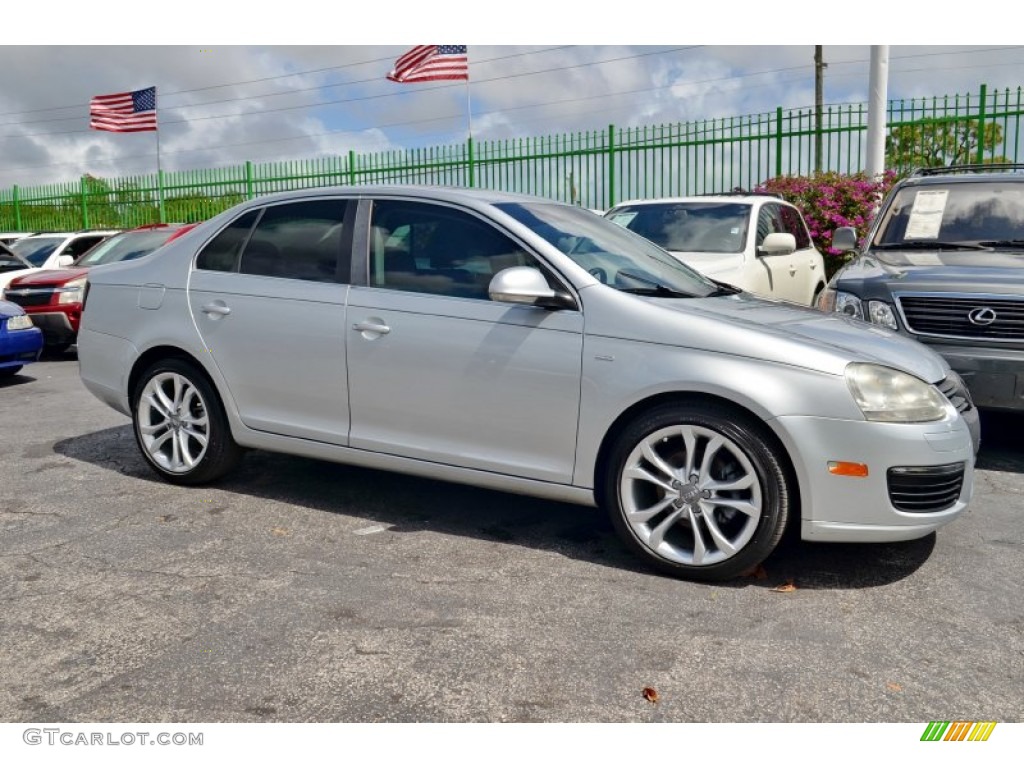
(603, 403), (792, 581)
(132, 358), (241, 485)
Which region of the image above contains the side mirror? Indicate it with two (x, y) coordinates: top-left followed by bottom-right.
(832, 227), (859, 252)
(57, 255), (75, 268)
(488, 267), (574, 310)
(758, 232), (796, 257)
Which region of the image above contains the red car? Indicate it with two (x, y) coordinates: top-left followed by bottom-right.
(2, 223), (199, 350)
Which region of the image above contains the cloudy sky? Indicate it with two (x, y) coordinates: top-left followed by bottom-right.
(3, 11), (1021, 188)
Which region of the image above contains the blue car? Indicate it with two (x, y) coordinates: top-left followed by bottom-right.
(0, 299), (43, 377)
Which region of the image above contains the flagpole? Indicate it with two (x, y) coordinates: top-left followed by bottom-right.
(466, 50), (474, 187)
(155, 89), (165, 223)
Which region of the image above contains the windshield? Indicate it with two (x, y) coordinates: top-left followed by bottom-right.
(606, 202), (750, 254)
(496, 202), (718, 297)
(875, 181), (1024, 247)
(0, 245), (31, 274)
(10, 237), (64, 267)
(76, 229), (176, 266)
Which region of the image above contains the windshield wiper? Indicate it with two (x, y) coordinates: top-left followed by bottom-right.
(874, 241), (988, 251)
(977, 239), (1024, 248)
(706, 279), (742, 297)
(616, 271), (696, 298)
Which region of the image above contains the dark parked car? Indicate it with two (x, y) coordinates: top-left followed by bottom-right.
(821, 164), (1024, 419)
(0, 299), (43, 377)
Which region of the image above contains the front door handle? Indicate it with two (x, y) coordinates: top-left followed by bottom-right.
(201, 302), (232, 317)
(353, 320), (391, 335)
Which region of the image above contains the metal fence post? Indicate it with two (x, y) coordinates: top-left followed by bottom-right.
(157, 169), (167, 223)
(775, 107), (784, 178)
(607, 123), (616, 210)
(245, 161), (255, 200)
(976, 83), (988, 164)
(467, 136), (476, 188)
(12, 185), (21, 230)
(80, 176), (90, 230)
(348, 150), (357, 186)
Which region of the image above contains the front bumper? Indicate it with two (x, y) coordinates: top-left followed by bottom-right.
(0, 325), (44, 368)
(929, 341), (1024, 411)
(23, 308), (79, 346)
(771, 413), (975, 543)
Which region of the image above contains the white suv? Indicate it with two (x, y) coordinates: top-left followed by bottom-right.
(8, 230), (119, 272)
(605, 195), (826, 305)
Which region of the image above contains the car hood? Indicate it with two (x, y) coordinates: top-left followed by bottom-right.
(667, 250), (743, 280)
(0, 267), (41, 291)
(7, 267), (89, 286)
(585, 287), (949, 383)
(838, 247), (1024, 296)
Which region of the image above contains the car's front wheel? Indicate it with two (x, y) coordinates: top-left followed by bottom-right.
(132, 358), (242, 485)
(603, 403), (792, 581)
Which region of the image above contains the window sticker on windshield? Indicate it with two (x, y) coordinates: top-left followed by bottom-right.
(609, 212), (638, 227)
(904, 190), (949, 239)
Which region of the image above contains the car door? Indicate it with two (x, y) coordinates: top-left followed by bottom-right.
(778, 204), (823, 304)
(346, 197), (584, 484)
(753, 203), (801, 301)
(187, 198), (353, 445)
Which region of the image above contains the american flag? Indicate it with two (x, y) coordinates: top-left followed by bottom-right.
(387, 46), (468, 83)
(89, 87), (158, 132)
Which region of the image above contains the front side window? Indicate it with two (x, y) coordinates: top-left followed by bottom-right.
(778, 206), (812, 249)
(755, 204), (786, 247)
(607, 202), (750, 254)
(369, 200), (542, 300)
(77, 230), (178, 266)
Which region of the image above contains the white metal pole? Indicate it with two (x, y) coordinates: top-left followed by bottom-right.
(866, 45), (889, 180)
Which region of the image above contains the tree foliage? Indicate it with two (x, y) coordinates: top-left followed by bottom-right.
(886, 120), (1009, 169)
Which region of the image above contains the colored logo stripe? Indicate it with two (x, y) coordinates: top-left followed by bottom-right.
(921, 721), (996, 741)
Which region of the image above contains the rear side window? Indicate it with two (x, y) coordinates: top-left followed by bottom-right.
(779, 206), (812, 249)
(239, 200), (350, 283)
(196, 210), (260, 272)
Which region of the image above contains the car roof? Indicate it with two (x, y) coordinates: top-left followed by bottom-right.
(609, 195), (784, 208)
(233, 184), (570, 209)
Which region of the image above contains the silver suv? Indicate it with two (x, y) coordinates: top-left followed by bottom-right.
(79, 186), (975, 581)
(825, 164), (1024, 415)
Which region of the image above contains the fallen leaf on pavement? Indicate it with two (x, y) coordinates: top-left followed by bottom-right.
(642, 687), (659, 704)
(772, 580), (797, 593)
(271, 526), (291, 537)
(886, 682), (902, 692)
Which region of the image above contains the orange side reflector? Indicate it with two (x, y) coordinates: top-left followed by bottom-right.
(827, 461), (869, 477)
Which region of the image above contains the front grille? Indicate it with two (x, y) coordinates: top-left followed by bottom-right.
(4, 288), (54, 307)
(896, 294), (1024, 341)
(937, 373), (974, 414)
(887, 463), (966, 513)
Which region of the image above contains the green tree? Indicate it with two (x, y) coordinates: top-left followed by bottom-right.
(886, 120), (1009, 169)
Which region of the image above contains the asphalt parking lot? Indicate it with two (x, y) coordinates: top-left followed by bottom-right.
(1, 350), (1022, 723)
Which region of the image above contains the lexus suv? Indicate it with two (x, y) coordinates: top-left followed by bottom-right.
(822, 164), (1024, 415)
(605, 194), (826, 305)
(76, 186), (978, 582)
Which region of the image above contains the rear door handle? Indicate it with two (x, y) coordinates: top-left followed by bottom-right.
(201, 302), (232, 317)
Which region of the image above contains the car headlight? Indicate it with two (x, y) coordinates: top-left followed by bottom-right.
(867, 300), (898, 329)
(57, 277), (87, 305)
(5, 314), (34, 331)
(845, 363), (951, 423)
(834, 291), (864, 320)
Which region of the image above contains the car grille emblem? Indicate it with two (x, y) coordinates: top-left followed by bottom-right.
(967, 307), (997, 326)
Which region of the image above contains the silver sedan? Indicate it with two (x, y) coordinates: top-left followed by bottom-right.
(78, 186), (976, 581)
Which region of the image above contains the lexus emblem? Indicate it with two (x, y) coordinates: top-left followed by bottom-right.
(967, 307), (998, 326)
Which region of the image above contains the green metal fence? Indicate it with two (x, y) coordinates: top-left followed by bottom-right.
(1, 84), (1021, 232)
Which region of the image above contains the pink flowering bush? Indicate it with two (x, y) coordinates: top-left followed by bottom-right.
(756, 171), (898, 276)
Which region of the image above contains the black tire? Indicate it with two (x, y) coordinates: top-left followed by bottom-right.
(46, 342), (72, 354)
(131, 358), (242, 485)
(0, 365), (22, 378)
(601, 402), (792, 581)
